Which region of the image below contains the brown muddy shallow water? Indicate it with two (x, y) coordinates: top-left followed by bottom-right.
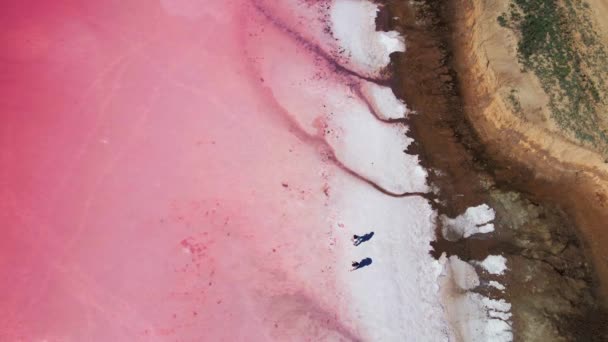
(378, 0), (608, 340)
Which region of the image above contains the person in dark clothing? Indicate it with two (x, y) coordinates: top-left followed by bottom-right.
(352, 232), (375, 246)
(351, 257), (372, 271)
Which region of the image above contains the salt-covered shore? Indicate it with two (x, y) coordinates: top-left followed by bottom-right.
(249, 1), (513, 340)
(1, 0), (510, 340)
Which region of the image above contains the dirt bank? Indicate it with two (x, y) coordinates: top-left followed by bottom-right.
(379, 0), (608, 340)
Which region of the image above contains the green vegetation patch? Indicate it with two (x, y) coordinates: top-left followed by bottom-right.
(507, 88), (524, 115)
(498, 0), (608, 152)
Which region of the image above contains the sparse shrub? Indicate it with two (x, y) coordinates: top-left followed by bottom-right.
(497, 0), (608, 153)
(497, 14), (508, 27)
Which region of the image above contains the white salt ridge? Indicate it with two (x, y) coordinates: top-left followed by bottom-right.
(330, 0), (405, 77)
(359, 81), (409, 120)
(489, 281), (506, 291)
(441, 204), (495, 241)
(489, 280), (506, 291)
(441, 255), (513, 342)
(448, 255), (480, 291)
(477, 255), (508, 275)
(460, 294), (513, 342)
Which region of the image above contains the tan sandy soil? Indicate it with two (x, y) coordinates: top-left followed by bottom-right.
(587, 0), (608, 48)
(449, 0), (608, 303)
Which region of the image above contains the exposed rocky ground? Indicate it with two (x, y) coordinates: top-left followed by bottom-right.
(378, 0), (608, 340)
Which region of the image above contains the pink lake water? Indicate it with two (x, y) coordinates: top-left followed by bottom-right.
(0, 0), (455, 341)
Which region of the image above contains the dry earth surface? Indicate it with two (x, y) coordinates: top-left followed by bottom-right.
(449, 0), (608, 302)
(381, 0), (608, 340)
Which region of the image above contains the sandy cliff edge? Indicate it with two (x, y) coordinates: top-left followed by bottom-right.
(449, 0), (608, 302)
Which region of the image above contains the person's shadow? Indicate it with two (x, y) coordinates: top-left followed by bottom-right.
(351, 257), (373, 271)
(353, 232), (375, 246)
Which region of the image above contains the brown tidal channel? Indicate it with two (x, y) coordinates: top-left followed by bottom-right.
(378, 0), (608, 340)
